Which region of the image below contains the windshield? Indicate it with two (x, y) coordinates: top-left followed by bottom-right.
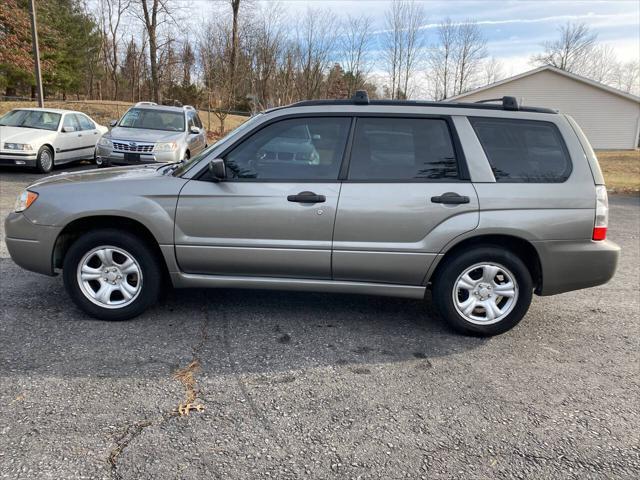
(118, 108), (185, 132)
(0, 109), (61, 131)
(170, 113), (263, 177)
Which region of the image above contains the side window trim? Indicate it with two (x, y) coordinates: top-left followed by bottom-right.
(195, 114), (355, 183)
(340, 114), (470, 183)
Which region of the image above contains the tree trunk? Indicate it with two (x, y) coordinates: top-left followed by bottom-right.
(149, 28), (159, 103)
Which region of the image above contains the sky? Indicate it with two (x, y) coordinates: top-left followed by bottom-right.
(270, 0), (640, 76)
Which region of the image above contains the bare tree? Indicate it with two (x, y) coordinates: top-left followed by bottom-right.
(296, 8), (336, 99)
(382, 0), (426, 99)
(612, 61), (640, 95)
(453, 21), (487, 95)
(427, 18), (487, 99)
(482, 56), (504, 85)
(133, 0), (180, 103)
(340, 14), (373, 97)
(99, 0), (130, 100)
(581, 44), (619, 84)
(426, 18), (457, 100)
(249, 1), (285, 108)
(531, 22), (597, 73)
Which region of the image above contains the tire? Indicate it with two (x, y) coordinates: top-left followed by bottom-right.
(432, 246), (533, 336)
(36, 146), (54, 173)
(63, 229), (162, 321)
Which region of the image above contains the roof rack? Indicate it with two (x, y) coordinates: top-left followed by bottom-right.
(135, 101), (157, 107)
(183, 105), (195, 111)
(279, 91), (556, 114)
(475, 96), (519, 111)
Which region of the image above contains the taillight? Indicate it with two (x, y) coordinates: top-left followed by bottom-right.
(593, 185), (608, 241)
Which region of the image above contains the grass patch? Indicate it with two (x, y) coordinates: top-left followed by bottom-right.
(596, 150), (640, 194)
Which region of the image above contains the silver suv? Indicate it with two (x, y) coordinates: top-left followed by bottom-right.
(96, 102), (207, 167)
(5, 93), (619, 336)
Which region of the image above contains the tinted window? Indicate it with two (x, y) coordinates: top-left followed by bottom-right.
(119, 108), (185, 132)
(76, 114), (95, 131)
(470, 117), (571, 182)
(187, 112), (195, 129)
(348, 118), (458, 181)
(225, 117), (350, 180)
(193, 113), (203, 129)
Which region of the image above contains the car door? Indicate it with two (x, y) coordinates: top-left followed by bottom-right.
(332, 116), (479, 285)
(185, 111), (206, 154)
(54, 113), (81, 163)
(75, 114), (101, 159)
(174, 116), (351, 279)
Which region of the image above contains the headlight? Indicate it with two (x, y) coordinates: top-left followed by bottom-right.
(98, 137), (113, 148)
(154, 142), (177, 152)
(15, 190), (38, 212)
(5, 143), (34, 151)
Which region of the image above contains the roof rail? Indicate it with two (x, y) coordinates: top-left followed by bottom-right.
(135, 101), (157, 107)
(183, 105), (195, 111)
(475, 96), (519, 111)
(270, 95), (556, 114)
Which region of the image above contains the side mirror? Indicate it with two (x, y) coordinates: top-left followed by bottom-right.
(62, 126), (76, 133)
(208, 158), (226, 182)
(109, 120), (118, 127)
(189, 126), (200, 134)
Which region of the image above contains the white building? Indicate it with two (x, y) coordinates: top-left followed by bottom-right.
(447, 65), (640, 150)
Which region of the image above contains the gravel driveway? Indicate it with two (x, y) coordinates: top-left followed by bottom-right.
(1, 165), (638, 479)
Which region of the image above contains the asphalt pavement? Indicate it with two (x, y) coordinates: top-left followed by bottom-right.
(0, 164), (638, 479)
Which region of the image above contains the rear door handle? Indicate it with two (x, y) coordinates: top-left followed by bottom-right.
(287, 191), (326, 203)
(431, 192), (470, 204)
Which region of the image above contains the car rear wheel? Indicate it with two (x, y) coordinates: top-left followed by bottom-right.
(36, 146), (53, 173)
(432, 246), (533, 336)
(63, 229), (161, 320)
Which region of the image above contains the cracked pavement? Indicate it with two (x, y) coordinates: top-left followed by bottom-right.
(1, 166), (639, 479)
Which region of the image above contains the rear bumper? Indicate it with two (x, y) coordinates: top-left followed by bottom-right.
(534, 239), (620, 296)
(4, 213), (61, 276)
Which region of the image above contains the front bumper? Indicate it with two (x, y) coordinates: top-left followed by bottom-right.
(4, 212), (61, 276)
(96, 146), (180, 166)
(534, 239), (620, 296)
(0, 152), (38, 167)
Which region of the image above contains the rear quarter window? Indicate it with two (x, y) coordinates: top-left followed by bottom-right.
(470, 117), (572, 183)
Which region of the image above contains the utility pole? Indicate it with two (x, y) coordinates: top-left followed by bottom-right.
(28, 0), (44, 107)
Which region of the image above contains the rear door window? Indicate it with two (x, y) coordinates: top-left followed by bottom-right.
(62, 114), (80, 131)
(76, 114), (95, 131)
(347, 117), (459, 181)
(470, 117), (572, 182)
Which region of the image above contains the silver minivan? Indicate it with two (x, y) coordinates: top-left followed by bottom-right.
(5, 93), (619, 336)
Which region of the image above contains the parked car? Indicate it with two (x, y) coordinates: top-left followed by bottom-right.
(0, 108), (108, 173)
(96, 102), (207, 167)
(5, 93), (619, 336)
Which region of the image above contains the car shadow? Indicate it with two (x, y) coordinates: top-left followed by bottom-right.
(0, 259), (487, 379)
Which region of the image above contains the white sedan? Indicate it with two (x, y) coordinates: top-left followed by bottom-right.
(0, 108), (108, 173)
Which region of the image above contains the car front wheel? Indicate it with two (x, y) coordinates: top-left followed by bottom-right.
(63, 229), (161, 320)
(432, 247), (533, 336)
(36, 146), (53, 173)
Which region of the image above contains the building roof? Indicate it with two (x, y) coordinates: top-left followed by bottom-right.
(446, 65), (640, 104)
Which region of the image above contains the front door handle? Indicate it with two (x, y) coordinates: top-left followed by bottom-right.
(287, 191), (326, 203)
(431, 192), (470, 204)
